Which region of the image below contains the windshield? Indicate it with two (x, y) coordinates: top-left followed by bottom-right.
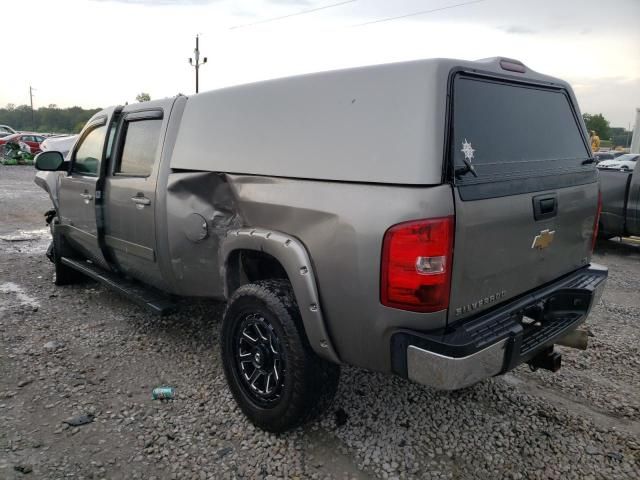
(452, 75), (591, 184)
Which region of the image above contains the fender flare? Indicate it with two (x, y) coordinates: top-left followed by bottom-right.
(220, 228), (341, 364)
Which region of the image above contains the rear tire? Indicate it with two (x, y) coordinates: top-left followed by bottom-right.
(220, 279), (340, 433)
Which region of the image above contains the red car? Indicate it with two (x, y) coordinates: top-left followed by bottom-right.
(0, 133), (46, 154)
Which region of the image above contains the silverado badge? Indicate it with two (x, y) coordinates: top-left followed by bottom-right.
(455, 290), (507, 316)
(531, 229), (555, 250)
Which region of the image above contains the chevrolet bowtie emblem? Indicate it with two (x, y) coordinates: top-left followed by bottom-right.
(531, 229), (555, 250)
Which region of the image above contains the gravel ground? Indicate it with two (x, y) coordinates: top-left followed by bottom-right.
(1, 165), (639, 479)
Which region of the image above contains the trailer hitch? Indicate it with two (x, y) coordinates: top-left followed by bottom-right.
(527, 346), (561, 372)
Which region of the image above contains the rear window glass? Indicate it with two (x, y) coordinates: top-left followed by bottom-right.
(452, 76), (590, 184)
(117, 119), (162, 176)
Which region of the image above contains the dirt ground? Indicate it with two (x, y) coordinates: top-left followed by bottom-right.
(1, 165), (639, 479)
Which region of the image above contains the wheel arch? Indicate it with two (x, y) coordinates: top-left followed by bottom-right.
(220, 228), (341, 364)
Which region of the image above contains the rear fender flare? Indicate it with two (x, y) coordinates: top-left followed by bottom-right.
(220, 228), (341, 364)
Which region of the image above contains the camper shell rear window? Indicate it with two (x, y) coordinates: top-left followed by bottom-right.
(450, 74), (595, 199)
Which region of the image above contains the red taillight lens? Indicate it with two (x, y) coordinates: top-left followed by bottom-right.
(381, 216), (454, 313)
(591, 190), (602, 252)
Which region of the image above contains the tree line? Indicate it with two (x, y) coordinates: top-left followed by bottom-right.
(0, 93), (152, 134)
(0, 104), (102, 134)
(0, 101), (633, 147)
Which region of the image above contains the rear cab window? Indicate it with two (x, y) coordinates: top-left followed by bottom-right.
(450, 75), (594, 200)
(115, 118), (163, 176)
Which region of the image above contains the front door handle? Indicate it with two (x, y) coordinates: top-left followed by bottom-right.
(131, 196), (151, 206)
(80, 192), (93, 204)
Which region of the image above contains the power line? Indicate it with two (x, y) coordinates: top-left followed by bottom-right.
(349, 0), (489, 28)
(230, 0), (357, 30)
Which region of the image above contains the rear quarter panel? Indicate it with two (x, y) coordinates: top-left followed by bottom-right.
(227, 175), (453, 373)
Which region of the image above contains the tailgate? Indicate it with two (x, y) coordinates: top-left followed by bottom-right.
(448, 73), (599, 322)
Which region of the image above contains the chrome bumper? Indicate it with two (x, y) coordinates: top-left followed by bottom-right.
(407, 340), (508, 390)
(394, 263), (608, 390)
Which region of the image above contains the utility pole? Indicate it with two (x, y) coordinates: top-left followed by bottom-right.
(29, 85), (35, 130)
(188, 34), (207, 94)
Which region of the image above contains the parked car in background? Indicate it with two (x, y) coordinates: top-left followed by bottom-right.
(0, 133), (45, 154)
(594, 151), (625, 163)
(597, 153), (639, 171)
(599, 166), (640, 238)
(0, 124), (17, 135)
(0, 132), (12, 139)
(40, 134), (79, 159)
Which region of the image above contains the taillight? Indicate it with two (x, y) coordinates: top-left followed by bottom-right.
(381, 216), (454, 313)
(591, 190), (602, 252)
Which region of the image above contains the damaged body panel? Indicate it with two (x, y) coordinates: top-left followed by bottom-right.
(165, 171), (242, 297)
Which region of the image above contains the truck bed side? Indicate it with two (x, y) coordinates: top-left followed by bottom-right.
(627, 168), (640, 235)
(599, 169), (633, 237)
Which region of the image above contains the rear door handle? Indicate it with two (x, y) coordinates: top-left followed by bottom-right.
(131, 196), (151, 206)
(80, 192), (93, 204)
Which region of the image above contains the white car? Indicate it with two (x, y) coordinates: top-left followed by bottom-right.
(597, 153), (639, 171)
(39, 134), (78, 159)
(0, 124), (16, 135)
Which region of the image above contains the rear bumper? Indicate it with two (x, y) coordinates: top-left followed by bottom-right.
(390, 263), (607, 390)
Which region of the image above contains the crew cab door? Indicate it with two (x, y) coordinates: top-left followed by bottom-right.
(447, 74), (598, 322)
(103, 101), (171, 288)
(57, 109), (118, 265)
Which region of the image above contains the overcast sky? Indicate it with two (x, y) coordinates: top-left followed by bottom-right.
(1, 0), (638, 126)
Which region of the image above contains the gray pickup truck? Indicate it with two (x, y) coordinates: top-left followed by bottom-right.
(34, 57), (607, 432)
(598, 166), (640, 238)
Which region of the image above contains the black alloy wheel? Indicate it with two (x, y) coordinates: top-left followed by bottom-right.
(233, 312), (285, 405)
(220, 279), (340, 432)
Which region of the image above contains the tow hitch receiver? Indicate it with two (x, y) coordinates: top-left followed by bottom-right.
(527, 346), (561, 372)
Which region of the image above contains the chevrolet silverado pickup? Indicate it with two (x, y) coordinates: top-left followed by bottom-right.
(34, 57), (607, 432)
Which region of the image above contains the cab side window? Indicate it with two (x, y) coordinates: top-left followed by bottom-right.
(116, 119), (162, 176)
(73, 125), (107, 176)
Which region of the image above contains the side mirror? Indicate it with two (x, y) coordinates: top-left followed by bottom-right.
(35, 151), (65, 171)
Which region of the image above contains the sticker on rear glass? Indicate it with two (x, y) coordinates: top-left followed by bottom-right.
(461, 139), (475, 161)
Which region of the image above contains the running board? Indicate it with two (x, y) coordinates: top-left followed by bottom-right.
(60, 257), (176, 315)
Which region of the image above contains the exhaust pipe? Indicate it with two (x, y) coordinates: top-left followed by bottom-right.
(556, 328), (589, 350)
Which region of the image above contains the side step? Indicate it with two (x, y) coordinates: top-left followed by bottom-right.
(60, 257), (176, 315)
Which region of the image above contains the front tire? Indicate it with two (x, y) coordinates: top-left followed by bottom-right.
(220, 280), (340, 432)
(48, 219), (85, 285)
